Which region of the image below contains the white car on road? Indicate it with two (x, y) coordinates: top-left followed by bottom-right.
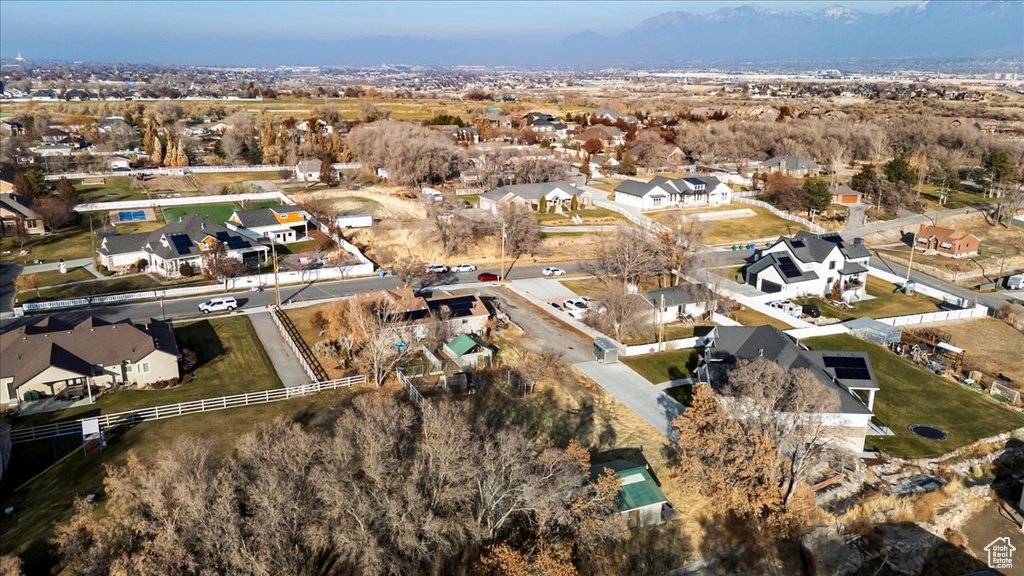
(198, 297), (238, 314)
(542, 267), (566, 277)
(451, 264), (477, 272)
(426, 264), (449, 274)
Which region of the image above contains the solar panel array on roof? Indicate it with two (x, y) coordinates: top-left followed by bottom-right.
(823, 356), (871, 381)
(777, 255), (802, 278)
(215, 231), (248, 250)
(432, 295), (478, 318)
(170, 234), (193, 256)
(790, 239), (805, 248)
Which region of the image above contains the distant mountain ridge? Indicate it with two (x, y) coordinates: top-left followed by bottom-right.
(309, 1), (1022, 67)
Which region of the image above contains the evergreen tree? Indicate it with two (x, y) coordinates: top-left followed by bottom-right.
(883, 155), (917, 186)
(617, 153), (637, 176)
(802, 179), (832, 218)
(538, 196), (548, 214)
(570, 194), (579, 212)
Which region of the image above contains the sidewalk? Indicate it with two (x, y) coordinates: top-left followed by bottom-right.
(19, 257), (94, 274)
(248, 311), (312, 388)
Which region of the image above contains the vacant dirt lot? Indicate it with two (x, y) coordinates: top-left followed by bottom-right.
(920, 317), (1024, 387)
(135, 174), (199, 192)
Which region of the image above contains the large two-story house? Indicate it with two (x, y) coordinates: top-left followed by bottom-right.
(226, 205), (311, 244)
(97, 214), (268, 278)
(744, 232), (870, 302)
(697, 325), (879, 452)
(613, 176), (733, 211)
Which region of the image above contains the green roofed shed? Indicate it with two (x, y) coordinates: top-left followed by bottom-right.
(591, 459), (669, 527)
(443, 334), (494, 370)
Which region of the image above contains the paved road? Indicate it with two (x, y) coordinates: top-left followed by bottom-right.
(841, 203), (992, 240)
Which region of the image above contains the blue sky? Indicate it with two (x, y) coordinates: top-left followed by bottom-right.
(0, 1), (921, 64)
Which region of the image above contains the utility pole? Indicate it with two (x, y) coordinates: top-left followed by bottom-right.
(905, 232), (917, 286)
(998, 249), (1006, 280)
(659, 293), (666, 351)
(500, 221), (506, 285)
(272, 242), (281, 307)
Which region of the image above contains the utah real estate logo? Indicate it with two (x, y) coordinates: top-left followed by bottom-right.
(986, 536), (1015, 569)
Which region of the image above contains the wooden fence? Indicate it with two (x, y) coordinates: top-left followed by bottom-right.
(9, 375), (365, 444)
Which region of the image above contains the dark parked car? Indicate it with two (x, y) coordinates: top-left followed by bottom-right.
(477, 272), (500, 282)
(802, 304), (821, 318)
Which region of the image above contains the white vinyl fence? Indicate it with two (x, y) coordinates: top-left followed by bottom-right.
(623, 336), (705, 357)
(47, 164), (295, 181)
(785, 324), (852, 340)
(593, 199), (670, 234)
(9, 375), (365, 444)
(866, 267), (972, 305)
(75, 191), (293, 212)
(875, 306), (990, 327)
(735, 196), (825, 234)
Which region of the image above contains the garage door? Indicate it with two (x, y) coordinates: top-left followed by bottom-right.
(760, 279), (782, 294)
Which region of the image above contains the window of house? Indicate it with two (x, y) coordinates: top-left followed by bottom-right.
(139, 362), (150, 374)
(829, 261), (836, 270)
(125, 363), (133, 372)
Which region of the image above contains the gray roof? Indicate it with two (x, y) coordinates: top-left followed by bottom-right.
(614, 180), (656, 197)
(644, 286), (698, 308)
(231, 205), (306, 228)
(615, 176), (726, 198)
(842, 317), (900, 335)
(762, 155), (820, 170)
(746, 253), (820, 284)
(0, 193), (38, 219)
(0, 316), (179, 393)
(481, 181), (578, 202)
(99, 213), (265, 260)
(706, 326), (875, 415)
(772, 231), (870, 264)
(839, 261), (869, 275)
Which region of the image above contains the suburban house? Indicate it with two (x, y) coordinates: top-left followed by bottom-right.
(41, 127), (70, 144)
(643, 286), (707, 324)
(522, 113), (568, 140)
(107, 155), (131, 171)
(359, 289), (490, 339)
(433, 125), (480, 144)
(0, 316), (180, 409)
(0, 192), (45, 236)
(916, 223), (981, 258)
(97, 214), (269, 277)
(591, 458), (671, 528)
(442, 334), (494, 371)
(745, 232), (870, 301)
(613, 176), (733, 211)
(227, 205), (311, 244)
(698, 325), (879, 452)
(295, 158), (324, 183)
(574, 125), (625, 148)
(830, 182), (862, 205)
(760, 155), (821, 178)
(593, 109), (640, 125)
(479, 181), (592, 214)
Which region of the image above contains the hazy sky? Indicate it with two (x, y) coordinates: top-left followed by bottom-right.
(0, 1), (921, 64)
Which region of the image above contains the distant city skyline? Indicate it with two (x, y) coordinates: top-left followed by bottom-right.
(2, 1), (922, 65)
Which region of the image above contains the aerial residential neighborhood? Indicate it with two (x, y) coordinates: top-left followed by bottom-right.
(0, 1), (1023, 575)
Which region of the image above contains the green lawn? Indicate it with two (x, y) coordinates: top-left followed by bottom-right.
(191, 171), (289, 187)
(622, 349), (702, 385)
(0, 217), (97, 264)
(11, 317), (282, 429)
(19, 274), (163, 302)
(702, 206), (808, 246)
(0, 387), (359, 574)
(917, 183), (987, 211)
(793, 279), (942, 321)
(29, 266), (94, 287)
(804, 334), (1024, 459)
(728, 305), (794, 330)
(76, 176), (149, 203)
(664, 385), (694, 407)
(162, 202), (238, 224)
(246, 200), (282, 209)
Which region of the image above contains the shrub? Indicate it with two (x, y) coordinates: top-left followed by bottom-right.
(179, 262), (195, 277)
(180, 348), (199, 372)
(311, 311), (330, 334)
(135, 258), (149, 271)
(313, 339), (341, 358)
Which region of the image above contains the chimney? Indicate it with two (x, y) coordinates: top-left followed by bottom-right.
(854, 237), (864, 246)
(758, 348), (764, 357)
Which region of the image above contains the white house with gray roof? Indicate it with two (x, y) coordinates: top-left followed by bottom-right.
(760, 155), (821, 178)
(479, 181), (592, 215)
(744, 231), (870, 301)
(698, 325), (878, 452)
(613, 176), (733, 211)
(98, 214), (269, 278)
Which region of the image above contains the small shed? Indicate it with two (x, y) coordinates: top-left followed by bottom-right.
(591, 459), (670, 528)
(843, 317), (902, 346)
(594, 338), (619, 364)
(443, 334), (494, 371)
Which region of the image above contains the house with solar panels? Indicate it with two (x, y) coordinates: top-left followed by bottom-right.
(744, 231), (870, 302)
(698, 325), (879, 452)
(97, 214), (269, 277)
(613, 176), (733, 211)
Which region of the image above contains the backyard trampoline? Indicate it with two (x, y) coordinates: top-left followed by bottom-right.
(909, 424), (948, 440)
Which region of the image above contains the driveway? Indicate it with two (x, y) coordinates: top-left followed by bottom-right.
(247, 310), (312, 387)
(482, 287), (684, 438)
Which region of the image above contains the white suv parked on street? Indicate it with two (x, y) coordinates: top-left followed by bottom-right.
(198, 297), (238, 313)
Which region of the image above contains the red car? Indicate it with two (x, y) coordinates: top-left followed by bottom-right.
(477, 272), (500, 282)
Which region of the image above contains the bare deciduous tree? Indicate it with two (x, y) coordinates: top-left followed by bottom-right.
(495, 203), (541, 264)
(590, 227), (663, 291)
(31, 196), (72, 234)
(584, 284), (652, 342)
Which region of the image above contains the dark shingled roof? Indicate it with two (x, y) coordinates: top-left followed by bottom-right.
(705, 326), (875, 416)
(746, 253), (820, 284)
(99, 214), (265, 260)
(231, 205), (306, 228)
(644, 286), (698, 308)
